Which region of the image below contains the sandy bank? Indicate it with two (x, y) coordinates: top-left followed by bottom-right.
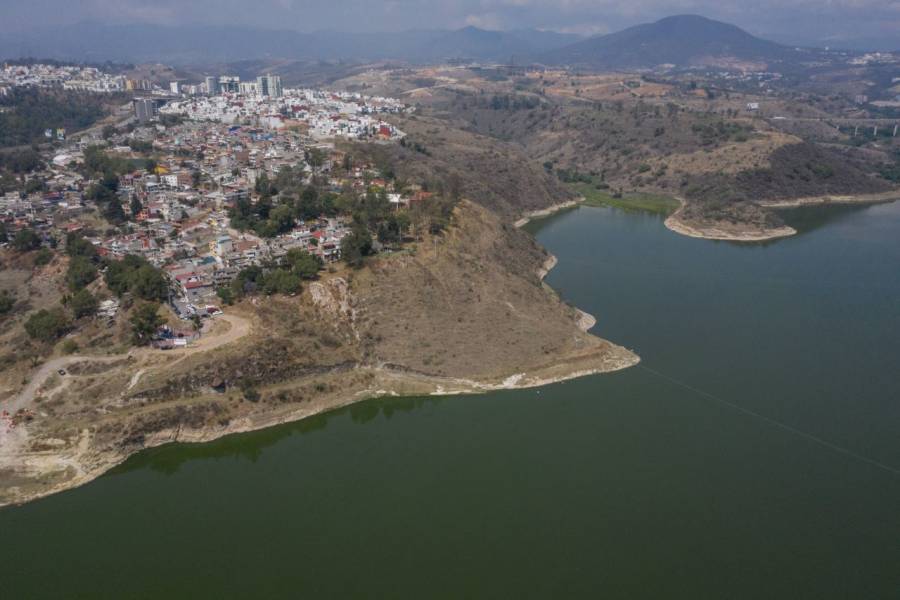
(664, 198), (796, 242)
(0, 342), (638, 509)
(759, 190), (900, 209)
(514, 198), (582, 228)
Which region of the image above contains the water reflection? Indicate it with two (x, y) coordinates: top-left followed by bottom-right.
(107, 395), (442, 477)
(776, 202), (881, 235)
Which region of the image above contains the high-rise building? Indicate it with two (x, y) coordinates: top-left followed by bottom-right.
(267, 75), (283, 98)
(218, 76), (240, 93)
(205, 76), (218, 96)
(256, 74), (283, 98)
(169, 81), (181, 94)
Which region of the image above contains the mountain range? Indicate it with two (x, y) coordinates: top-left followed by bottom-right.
(0, 15), (868, 70)
(0, 23), (580, 65)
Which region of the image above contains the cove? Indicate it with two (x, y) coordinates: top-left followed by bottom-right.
(1, 202), (899, 599)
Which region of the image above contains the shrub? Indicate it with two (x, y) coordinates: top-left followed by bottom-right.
(13, 228), (41, 252)
(69, 289), (99, 319)
(66, 255), (98, 291)
(25, 308), (71, 342)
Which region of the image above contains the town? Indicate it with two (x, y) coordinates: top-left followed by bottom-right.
(1, 64), (439, 349)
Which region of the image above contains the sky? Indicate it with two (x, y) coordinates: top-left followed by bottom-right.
(2, 0), (899, 44)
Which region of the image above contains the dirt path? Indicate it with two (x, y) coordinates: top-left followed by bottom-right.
(3, 313), (251, 417)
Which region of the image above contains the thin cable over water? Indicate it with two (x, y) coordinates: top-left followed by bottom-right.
(636, 364), (900, 479)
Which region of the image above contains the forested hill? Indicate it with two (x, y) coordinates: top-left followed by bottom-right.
(0, 88), (123, 147)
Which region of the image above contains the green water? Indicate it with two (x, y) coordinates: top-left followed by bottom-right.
(2, 203), (899, 599)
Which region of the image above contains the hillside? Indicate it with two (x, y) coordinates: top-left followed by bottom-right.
(541, 15), (815, 70)
(0, 199), (636, 507)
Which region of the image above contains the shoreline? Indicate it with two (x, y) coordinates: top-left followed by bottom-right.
(665, 192), (900, 242)
(1, 347), (639, 510)
(664, 213), (797, 242)
(760, 190), (900, 209)
(0, 201), (637, 509)
(513, 198), (583, 228)
(664, 196), (797, 242)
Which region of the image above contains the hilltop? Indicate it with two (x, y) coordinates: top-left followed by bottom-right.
(540, 15), (820, 70)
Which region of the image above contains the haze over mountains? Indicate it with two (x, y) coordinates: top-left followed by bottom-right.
(541, 15), (827, 70)
(0, 15), (875, 69)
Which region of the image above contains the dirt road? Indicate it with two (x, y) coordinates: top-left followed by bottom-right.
(3, 313), (251, 417)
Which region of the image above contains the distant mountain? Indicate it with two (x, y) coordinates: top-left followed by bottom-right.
(0, 23), (581, 65)
(540, 15), (820, 70)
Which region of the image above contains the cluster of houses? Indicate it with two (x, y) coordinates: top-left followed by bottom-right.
(0, 62), (130, 94)
(2, 91), (423, 325)
(160, 87), (410, 140)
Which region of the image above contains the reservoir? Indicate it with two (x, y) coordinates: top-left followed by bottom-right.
(2, 202), (899, 598)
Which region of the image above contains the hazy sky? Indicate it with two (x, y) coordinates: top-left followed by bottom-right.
(3, 0), (899, 43)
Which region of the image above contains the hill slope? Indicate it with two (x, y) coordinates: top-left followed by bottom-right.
(541, 15), (813, 70)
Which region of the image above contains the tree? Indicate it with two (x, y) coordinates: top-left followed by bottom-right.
(269, 203), (295, 234)
(130, 194), (143, 218)
(341, 224), (372, 268)
(104, 255), (168, 300)
(65, 233), (97, 258)
(25, 308), (71, 343)
(131, 264), (169, 301)
(13, 228), (41, 252)
(69, 289), (98, 319)
(305, 148), (326, 172)
(0, 291), (15, 316)
(260, 269), (301, 295)
(34, 248), (53, 266)
(66, 255), (98, 291)
(129, 302), (163, 345)
(285, 248), (321, 279)
(216, 286), (235, 305)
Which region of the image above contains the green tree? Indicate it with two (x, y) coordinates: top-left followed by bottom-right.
(130, 194), (143, 218)
(129, 302), (163, 345)
(341, 224), (372, 268)
(34, 247), (53, 266)
(260, 269), (301, 295)
(25, 308), (71, 342)
(269, 203), (295, 234)
(104, 255), (168, 300)
(13, 228), (41, 252)
(131, 265), (169, 301)
(66, 255), (98, 291)
(0, 291), (15, 316)
(285, 248), (321, 279)
(65, 233), (97, 258)
(69, 288), (98, 319)
(216, 286), (235, 306)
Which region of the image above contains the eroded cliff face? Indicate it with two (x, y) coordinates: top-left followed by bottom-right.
(0, 200), (637, 507)
(352, 200), (633, 380)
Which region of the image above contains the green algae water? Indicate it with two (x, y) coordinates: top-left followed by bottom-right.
(2, 202), (899, 599)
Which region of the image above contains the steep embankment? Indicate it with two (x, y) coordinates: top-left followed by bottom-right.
(0, 201), (636, 508)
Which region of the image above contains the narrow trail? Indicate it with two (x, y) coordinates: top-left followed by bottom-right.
(3, 313), (251, 418)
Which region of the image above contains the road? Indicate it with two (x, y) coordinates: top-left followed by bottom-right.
(3, 313), (251, 417)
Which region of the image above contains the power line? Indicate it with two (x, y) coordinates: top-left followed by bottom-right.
(636, 363), (900, 479)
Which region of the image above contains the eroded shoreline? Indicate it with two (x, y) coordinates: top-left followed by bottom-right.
(664, 192), (900, 242)
(0, 204), (637, 509)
